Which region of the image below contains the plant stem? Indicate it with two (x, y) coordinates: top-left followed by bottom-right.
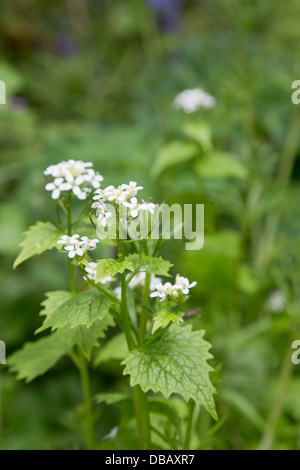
(66, 194), (95, 450)
(257, 340), (293, 450)
(78, 349), (96, 450)
(118, 236), (135, 350)
(121, 270), (135, 350)
(184, 400), (195, 450)
(117, 235), (150, 449)
(68, 261), (76, 295)
(132, 385), (150, 450)
(139, 272), (151, 340)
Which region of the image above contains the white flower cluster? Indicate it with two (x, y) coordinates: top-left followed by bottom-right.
(83, 262), (113, 285)
(113, 273), (162, 300)
(92, 181), (156, 227)
(173, 88), (216, 113)
(57, 234), (99, 258)
(44, 159), (104, 200)
(265, 290), (286, 314)
(150, 275), (197, 301)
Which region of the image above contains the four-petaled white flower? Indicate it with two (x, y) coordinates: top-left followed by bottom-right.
(150, 282), (170, 301)
(140, 200), (156, 214)
(97, 209), (112, 227)
(174, 275), (197, 295)
(174, 88), (216, 113)
(121, 181), (143, 198)
(79, 236), (99, 251)
(75, 169), (103, 189)
(123, 197), (141, 218)
(45, 177), (72, 200)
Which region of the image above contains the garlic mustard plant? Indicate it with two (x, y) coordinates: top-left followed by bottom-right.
(10, 159), (217, 450)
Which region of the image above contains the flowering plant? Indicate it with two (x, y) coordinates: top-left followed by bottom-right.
(10, 159), (217, 450)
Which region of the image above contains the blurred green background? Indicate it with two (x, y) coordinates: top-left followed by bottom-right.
(1, 0), (300, 449)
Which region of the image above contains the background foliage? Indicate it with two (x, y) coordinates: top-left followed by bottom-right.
(1, 0), (300, 449)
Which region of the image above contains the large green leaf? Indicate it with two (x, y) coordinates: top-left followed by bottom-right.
(9, 316), (115, 381)
(13, 221), (62, 268)
(8, 331), (71, 383)
(38, 290), (115, 357)
(95, 259), (134, 282)
(125, 254), (172, 277)
(37, 289), (113, 331)
(122, 325), (217, 419)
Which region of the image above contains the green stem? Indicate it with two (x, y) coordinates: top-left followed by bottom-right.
(78, 265), (120, 304)
(55, 202), (63, 231)
(117, 235), (150, 449)
(132, 385), (150, 450)
(139, 272), (151, 340)
(118, 236), (135, 350)
(257, 340), (293, 450)
(68, 260), (76, 295)
(121, 270), (135, 350)
(184, 400), (195, 450)
(78, 349), (96, 450)
(66, 194), (95, 449)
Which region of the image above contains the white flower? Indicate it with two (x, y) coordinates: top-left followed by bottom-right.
(91, 199), (107, 211)
(79, 236), (99, 251)
(121, 181), (143, 198)
(45, 177), (72, 199)
(164, 282), (180, 299)
(73, 184), (91, 200)
(150, 282), (170, 301)
(83, 262), (113, 284)
(150, 275), (197, 301)
(174, 275), (197, 295)
(173, 88), (216, 113)
(97, 209), (112, 227)
(57, 234), (83, 258)
(94, 185), (126, 204)
(75, 169), (103, 189)
(44, 160), (103, 201)
(266, 290), (286, 314)
(57, 234), (80, 246)
(93, 181), (143, 206)
(123, 197), (141, 218)
(140, 200), (156, 214)
(57, 234), (99, 258)
(92, 189), (107, 202)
